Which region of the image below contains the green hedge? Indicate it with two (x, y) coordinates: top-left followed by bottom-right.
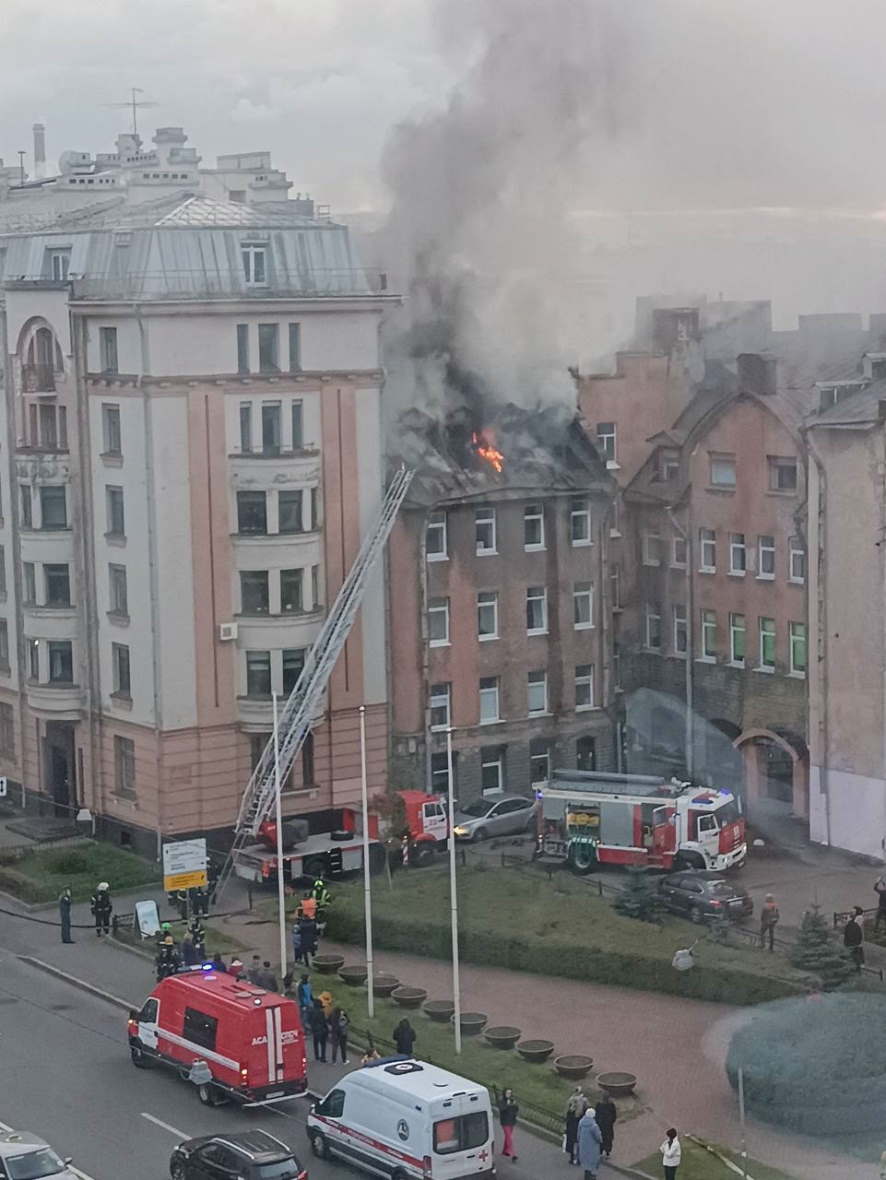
(0, 841), (160, 903)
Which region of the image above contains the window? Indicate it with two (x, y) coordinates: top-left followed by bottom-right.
(49, 249), (71, 281)
(237, 490), (267, 534)
(282, 648), (306, 694)
(45, 564), (70, 607)
(672, 534), (687, 568)
(699, 528), (716, 572)
(430, 682), (451, 730)
(575, 664), (594, 710)
(645, 604), (662, 650)
(526, 586), (547, 634)
(41, 486), (67, 530)
(242, 246), (267, 285)
(23, 563), (35, 605)
(0, 702), (14, 755)
(315, 1089), (345, 1120)
(0, 624), (8, 672)
(183, 1007), (218, 1053)
(280, 568), (303, 614)
(570, 498), (591, 545)
(428, 597), (449, 645)
(729, 612), (746, 666)
(790, 622), (807, 676)
(112, 642), (131, 696)
(48, 640), (73, 683)
(530, 738), (550, 784)
(109, 564), (128, 616)
(0, 547), (6, 596)
(524, 504), (544, 549)
(99, 327), (118, 375)
(576, 735), (596, 771)
(431, 751), (453, 794)
(246, 651), (272, 696)
(480, 747), (503, 794)
(240, 570), (270, 615)
(261, 402), (281, 454)
(291, 401), (304, 449)
(278, 490), (303, 534)
(701, 609), (717, 660)
(729, 533), (746, 575)
(102, 404), (121, 455)
(114, 735), (136, 797)
(769, 456), (798, 492)
(479, 676), (500, 724)
(659, 448), (680, 481)
(789, 538), (806, 584)
(237, 324), (250, 374)
(759, 617), (776, 670)
(426, 511), (447, 560)
(610, 563), (622, 610)
(38, 402), (59, 449)
(311, 564), (320, 608)
(28, 639), (39, 681)
(475, 507), (496, 554)
(573, 581), (593, 629)
(710, 454), (736, 487)
(239, 403), (252, 452)
(288, 323), (302, 372)
(673, 603), (688, 655)
(527, 669), (547, 715)
(302, 730), (315, 785)
(258, 324), (279, 373)
(19, 486), (32, 530)
(434, 1112), (489, 1156)
(757, 535), (775, 579)
(310, 487), (320, 530)
(642, 530), (663, 566)
(106, 486), (124, 536)
(477, 590), (498, 639)
(596, 422), (616, 462)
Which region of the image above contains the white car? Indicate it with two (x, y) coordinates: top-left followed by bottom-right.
(451, 792), (539, 841)
(0, 1131), (78, 1180)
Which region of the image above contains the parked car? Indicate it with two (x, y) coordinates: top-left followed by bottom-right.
(0, 1131), (78, 1180)
(170, 1131), (307, 1180)
(657, 870), (753, 924)
(451, 792), (539, 841)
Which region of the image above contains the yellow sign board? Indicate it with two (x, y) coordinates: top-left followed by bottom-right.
(162, 838), (208, 894)
(163, 868), (208, 892)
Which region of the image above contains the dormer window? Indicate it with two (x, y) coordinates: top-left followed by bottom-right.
(658, 448), (680, 481)
(242, 246), (267, 286)
(46, 249), (71, 282)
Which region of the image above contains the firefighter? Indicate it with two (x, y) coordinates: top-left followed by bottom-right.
(188, 916), (206, 960)
(155, 935), (180, 981)
(90, 882), (113, 937)
(192, 884), (210, 918)
(311, 877), (331, 927)
(174, 888), (189, 920)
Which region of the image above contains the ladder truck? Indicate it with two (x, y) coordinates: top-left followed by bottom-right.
(217, 466), (414, 895)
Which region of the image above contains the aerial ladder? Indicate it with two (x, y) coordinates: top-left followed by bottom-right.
(215, 465), (414, 896)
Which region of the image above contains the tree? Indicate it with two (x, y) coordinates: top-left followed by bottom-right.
(789, 903), (855, 990)
(613, 866), (663, 923)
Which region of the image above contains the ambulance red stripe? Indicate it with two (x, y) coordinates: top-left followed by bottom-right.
(310, 1113), (425, 1169)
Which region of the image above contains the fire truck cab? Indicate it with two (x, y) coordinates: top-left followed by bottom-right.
(539, 770), (746, 873)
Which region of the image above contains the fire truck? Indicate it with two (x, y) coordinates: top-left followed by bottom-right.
(538, 770), (746, 873)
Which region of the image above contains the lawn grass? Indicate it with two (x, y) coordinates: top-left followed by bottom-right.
(633, 1138), (800, 1179)
(0, 840), (161, 903)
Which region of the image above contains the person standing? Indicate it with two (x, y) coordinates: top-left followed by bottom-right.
(329, 1007), (350, 1064)
(393, 1018), (416, 1056)
(90, 882), (112, 937)
(759, 894), (779, 952)
(660, 1128), (681, 1180)
(875, 877), (886, 932)
(297, 974), (314, 1026)
(180, 931), (197, 967)
(299, 916), (317, 969)
(310, 999), (329, 1062)
(58, 887), (74, 944)
(594, 1093), (617, 1159)
(844, 906), (865, 971)
(577, 1107), (602, 1179)
(258, 959), (277, 990)
(498, 1088), (519, 1162)
(291, 921), (303, 965)
(564, 1087), (588, 1165)
(247, 955), (263, 984)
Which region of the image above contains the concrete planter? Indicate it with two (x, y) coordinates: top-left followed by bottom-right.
(554, 1054), (594, 1080)
(313, 953), (345, 975)
(596, 1071), (637, 1098)
(453, 1012), (487, 1036)
(484, 1026), (521, 1050)
(371, 974), (400, 997)
(423, 1000), (455, 1023)
(517, 1039), (555, 1063)
(338, 964), (369, 987)
(392, 986), (428, 1009)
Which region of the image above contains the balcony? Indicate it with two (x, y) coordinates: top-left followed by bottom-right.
(22, 365), (56, 393)
(26, 680), (83, 717)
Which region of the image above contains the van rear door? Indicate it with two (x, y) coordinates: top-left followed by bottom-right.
(430, 1093), (494, 1177)
(278, 1001), (307, 1087)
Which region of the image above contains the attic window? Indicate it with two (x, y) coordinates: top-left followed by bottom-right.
(658, 448), (680, 481)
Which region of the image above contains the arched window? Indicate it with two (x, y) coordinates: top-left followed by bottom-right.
(19, 319), (63, 393)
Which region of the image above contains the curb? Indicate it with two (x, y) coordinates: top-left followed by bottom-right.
(17, 953), (136, 1011)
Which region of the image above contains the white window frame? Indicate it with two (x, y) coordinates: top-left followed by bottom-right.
(479, 676), (500, 725)
(573, 581), (594, 630)
(575, 663), (594, 710)
(596, 422), (617, 463)
(570, 498), (591, 546)
(671, 534), (687, 568)
(426, 510), (447, 561)
(645, 604), (662, 651)
(699, 528), (716, 573)
(789, 539), (806, 584)
(523, 504), (545, 551)
(477, 590), (498, 641)
(758, 616), (776, 671)
(789, 621), (807, 677)
(673, 603), (688, 656)
(527, 669), (548, 716)
(242, 245), (267, 286)
(529, 741), (551, 785)
(480, 748), (504, 795)
(710, 453), (737, 488)
(757, 535), (776, 580)
(428, 597), (450, 647)
(526, 586), (548, 635)
(49, 249), (71, 282)
(700, 609), (717, 662)
(729, 612), (746, 667)
(659, 449), (680, 481)
(768, 455), (798, 493)
(729, 533), (747, 576)
(430, 683), (451, 731)
(642, 529), (663, 566)
(475, 507), (496, 555)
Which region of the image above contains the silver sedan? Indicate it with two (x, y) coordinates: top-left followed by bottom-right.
(0, 1131), (78, 1180)
(451, 792), (539, 841)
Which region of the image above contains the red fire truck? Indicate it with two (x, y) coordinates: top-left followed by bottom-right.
(538, 770), (746, 873)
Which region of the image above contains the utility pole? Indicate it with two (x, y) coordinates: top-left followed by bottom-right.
(446, 726), (462, 1054)
(272, 694), (287, 983)
(359, 706), (375, 1018)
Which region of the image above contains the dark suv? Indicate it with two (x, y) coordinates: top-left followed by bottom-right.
(658, 870), (753, 924)
(170, 1131), (307, 1180)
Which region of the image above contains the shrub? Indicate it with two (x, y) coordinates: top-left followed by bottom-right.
(612, 867), (663, 923)
(789, 904), (855, 990)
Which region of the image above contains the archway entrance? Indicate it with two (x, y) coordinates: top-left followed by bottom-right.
(734, 728), (808, 823)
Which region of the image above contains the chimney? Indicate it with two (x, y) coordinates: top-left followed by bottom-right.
(737, 352), (778, 396)
(32, 122), (45, 180)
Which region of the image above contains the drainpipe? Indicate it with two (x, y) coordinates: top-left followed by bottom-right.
(804, 427), (831, 847)
(667, 504), (693, 778)
(418, 512), (431, 792)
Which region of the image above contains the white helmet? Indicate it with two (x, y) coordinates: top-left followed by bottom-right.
(97, 881), (110, 891)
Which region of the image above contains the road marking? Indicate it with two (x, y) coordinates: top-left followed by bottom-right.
(140, 1112), (189, 1140)
(1, 1117), (98, 1180)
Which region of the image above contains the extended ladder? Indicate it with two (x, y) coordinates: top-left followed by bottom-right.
(216, 465), (414, 895)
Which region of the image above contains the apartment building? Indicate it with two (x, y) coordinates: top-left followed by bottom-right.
(387, 407), (615, 801)
(0, 191), (394, 853)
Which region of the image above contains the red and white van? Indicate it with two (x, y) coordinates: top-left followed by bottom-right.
(127, 968), (307, 1107)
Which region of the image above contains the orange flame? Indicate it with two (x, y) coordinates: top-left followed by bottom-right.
(472, 430), (505, 473)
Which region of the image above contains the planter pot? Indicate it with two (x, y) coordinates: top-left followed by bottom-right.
(372, 974), (400, 998)
(313, 953), (345, 975)
(554, 1054), (594, 1080)
(423, 1000), (455, 1023)
(597, 1071), (637, 1098)
(517, 1039), (555, 1064)
(338, 965), (369, 987)
(453, 1012), (487, 1036)
(484, 1026), (521, 1050)
(392, 986), (428, 1009)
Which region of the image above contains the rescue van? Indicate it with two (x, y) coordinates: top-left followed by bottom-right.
(127, 967), (307, 1107)
(307, 1057), (495, 1178)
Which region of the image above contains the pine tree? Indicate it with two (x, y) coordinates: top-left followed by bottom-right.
(613, 866), (663, 923)
(789, 903), (855, 990)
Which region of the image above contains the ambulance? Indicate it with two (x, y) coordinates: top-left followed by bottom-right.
(127, 967), (307, 1107)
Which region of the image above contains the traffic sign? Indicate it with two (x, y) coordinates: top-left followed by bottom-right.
(162, 838), (208, 892)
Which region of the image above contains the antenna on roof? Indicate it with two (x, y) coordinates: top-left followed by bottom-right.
(105, 87), (159, 137)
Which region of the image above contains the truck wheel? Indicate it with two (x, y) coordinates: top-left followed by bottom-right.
(129, 1042), (151, 1069)
(412, 843), (435, 868)
(567, 844), (597, 875)
(309, 1132), (329, 1160)
(673, 852), (704, 872)
(197, 1082), (220, 1106)
(303, 856), (327, 879)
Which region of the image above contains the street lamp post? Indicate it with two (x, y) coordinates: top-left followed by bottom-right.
(446, 725), (462, 1054)
(359, 705), (375, 1018)
(272, 694), (288, 983)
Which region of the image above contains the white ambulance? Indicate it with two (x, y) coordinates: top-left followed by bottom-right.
(307, 1057), (495, 1178)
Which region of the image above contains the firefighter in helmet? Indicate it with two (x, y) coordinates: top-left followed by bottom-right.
(311, 877), (331, 927)
(90, 882), (113, 937)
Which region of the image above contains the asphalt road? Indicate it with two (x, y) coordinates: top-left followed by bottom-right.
(0, 953), (355, 1180)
